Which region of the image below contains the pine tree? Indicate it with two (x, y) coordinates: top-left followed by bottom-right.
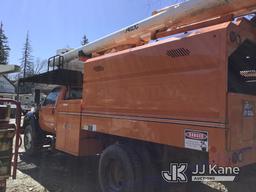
(81, 34), (89, 46)
(0, 22), (10, 65)
(20, 32), (34, 78)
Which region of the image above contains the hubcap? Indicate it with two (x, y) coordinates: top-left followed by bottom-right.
(108, 160), (125, 190)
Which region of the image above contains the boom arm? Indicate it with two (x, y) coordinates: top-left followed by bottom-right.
(51, 0), (256, 70)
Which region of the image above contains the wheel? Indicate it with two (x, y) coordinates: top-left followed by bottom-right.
(98, 144), (143, 192)
(24, 124), (42, 155)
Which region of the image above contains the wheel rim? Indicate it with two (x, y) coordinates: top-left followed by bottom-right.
(107, 160), (126, 191)
(24, 129), (32, 150)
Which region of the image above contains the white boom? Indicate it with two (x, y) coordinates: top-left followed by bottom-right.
(54, 0), (256, 70)
(0, 65), (20, 75)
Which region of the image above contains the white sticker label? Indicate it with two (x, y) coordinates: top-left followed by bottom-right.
(184, 129), (208, 152)
(83, 124), (97, 132)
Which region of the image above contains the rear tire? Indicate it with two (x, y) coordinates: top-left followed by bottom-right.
(98, 144), (143, 192)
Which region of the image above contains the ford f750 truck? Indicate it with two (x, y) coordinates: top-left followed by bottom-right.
(20, 0), (256, 191)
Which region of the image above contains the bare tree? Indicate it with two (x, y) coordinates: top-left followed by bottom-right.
(34, 58), (47, 74)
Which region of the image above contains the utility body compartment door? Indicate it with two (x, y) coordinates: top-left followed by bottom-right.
(56, 99), (82, 155)
(228, 93), (256, 150)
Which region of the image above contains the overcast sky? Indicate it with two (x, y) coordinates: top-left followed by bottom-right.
(0, 0), (179, 65)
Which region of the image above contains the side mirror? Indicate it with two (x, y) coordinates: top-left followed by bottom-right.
(40, 98), (46, 107)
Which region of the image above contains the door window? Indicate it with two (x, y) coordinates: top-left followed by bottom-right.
(65, 87), (82, 100)
(43, 87), (61, 106)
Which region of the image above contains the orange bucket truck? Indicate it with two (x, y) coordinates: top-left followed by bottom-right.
(19, 0), (256, 191)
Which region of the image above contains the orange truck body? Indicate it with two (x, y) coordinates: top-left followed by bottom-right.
(39, 17), (256, 167)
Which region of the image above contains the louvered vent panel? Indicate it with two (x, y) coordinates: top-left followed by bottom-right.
(166, 48), (190, 58)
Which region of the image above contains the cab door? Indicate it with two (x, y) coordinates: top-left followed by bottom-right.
(39, 87), (62, 133)
(56, 87), (83, 155)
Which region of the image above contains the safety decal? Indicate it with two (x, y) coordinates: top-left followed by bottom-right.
(184, 129), (208, 152)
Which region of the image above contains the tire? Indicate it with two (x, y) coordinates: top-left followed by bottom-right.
(24, 124), (41, 155)
(98, 144), (143, 192)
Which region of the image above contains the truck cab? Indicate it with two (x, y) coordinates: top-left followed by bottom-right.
(38, 86), (83, 133)
(39, 87), (62, 134)
(23, 85), (100, 156)
(23, 86), (65, 154)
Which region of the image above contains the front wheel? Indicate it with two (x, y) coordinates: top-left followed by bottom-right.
(24, 124), (41, 155)
(98, 144), (143, 192)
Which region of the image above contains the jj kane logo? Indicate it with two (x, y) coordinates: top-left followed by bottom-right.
(162, 163), (188, 183)
(162, 163), (240, 182)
